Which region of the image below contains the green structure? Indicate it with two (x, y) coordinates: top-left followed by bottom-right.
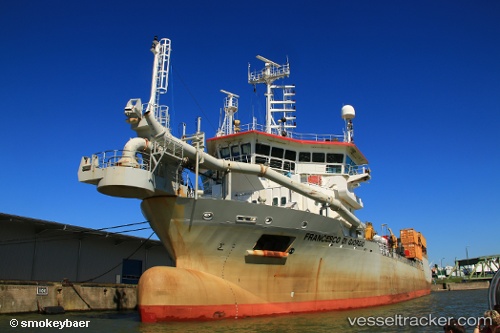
(449, 255), (500, 280)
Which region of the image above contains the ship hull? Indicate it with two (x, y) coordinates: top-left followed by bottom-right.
(138, 196), (431, 322)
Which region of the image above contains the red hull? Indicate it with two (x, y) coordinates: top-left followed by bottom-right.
(139, 288), (430, 322)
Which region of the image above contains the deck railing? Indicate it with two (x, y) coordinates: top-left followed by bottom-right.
(90, 150), (151, 171)
(238, 122), (345, 142)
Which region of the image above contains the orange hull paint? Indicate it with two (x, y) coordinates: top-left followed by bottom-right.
(139, 288), (430, 322)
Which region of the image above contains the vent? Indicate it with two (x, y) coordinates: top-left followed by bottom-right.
(236, 215), (257, 224)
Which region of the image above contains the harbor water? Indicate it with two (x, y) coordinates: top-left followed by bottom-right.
(0, 289), (488, 332)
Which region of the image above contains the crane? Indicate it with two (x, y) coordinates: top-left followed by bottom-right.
(387, 227), (398, 250)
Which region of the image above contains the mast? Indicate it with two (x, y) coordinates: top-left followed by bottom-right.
(217, 90), (240, 136)
(248, 55), (291, 134)
(147, 36), (172, 130)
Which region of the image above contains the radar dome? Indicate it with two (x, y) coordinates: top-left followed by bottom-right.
(341, 105), (356, 120)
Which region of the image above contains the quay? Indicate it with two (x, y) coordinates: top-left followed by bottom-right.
(431, 281), (490, 292)
(0, 213), (172, 315)
(0, 280), (137, 314)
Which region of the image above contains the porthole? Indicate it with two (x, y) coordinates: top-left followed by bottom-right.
(301, 221), (308, 228)
(265, 217), (273, 225)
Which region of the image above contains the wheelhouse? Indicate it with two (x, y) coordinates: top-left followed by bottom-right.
(206, 130), (368, 177)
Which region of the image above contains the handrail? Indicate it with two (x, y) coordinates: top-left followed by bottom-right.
(248, 63), (290, 82)
(236, 122), (345, 142)
(91, 150), (151, 171)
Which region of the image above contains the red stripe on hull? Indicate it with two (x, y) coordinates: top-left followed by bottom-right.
(139, 288), (430, 322)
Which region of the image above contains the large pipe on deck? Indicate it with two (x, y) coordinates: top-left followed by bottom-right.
(118, 137), (151, 167)
(143, 111), (364, 229)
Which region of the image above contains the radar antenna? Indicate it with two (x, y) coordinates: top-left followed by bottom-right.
(341, 105), (356, 143)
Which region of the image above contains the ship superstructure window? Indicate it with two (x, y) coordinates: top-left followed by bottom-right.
(271, 147), (284, 158)
(231, 145), (240, 160)
(218, 143), (252, 162)
(241, 143), (251, 163)
(253, 234), (295, 252)
(285, 150), (296, 161)
(270, 159), (283, 169)
(283, 161), (295, 172)
(346, 155), (357, 175)
(255, 143), (270, 165)
(255, 156), (268, 165)
(299, 152), (311, 162)
(254, 143), (296, 172)
(326, 165), (342, 173)
(327, 153), (343, 163)
(326, 153), (344, 174)
(220, 147), (230, 159)
(280, 196), (286, 206)
(256, 143), (270, 155)
(312, 152), (325, 163)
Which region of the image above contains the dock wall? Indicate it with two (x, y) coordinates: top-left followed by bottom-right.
(0, 281), (137, 314)
(431, 281), (490, 291)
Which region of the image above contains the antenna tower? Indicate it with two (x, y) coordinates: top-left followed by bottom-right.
(248, 55), (294, 135)
(217, 90), (240, 136)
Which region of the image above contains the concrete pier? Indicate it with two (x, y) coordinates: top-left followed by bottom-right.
(431, 281), (490, 292)
(0, 280), (137, 314)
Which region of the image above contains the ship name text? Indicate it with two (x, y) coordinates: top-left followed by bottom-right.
(303, 233), (365, 247)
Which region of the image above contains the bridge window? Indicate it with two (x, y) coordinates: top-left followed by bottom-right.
(326, 153), (343, 173)
(298, 152), (311, 162)
(327, 153), (343, 163)
(271, 147), (284, 158)
(241, 143), (251, 155)
(285, 150), (296, 161)
(256, 143), (270, 155)
(326, 165), (342, 173)
(283, 161), (295, 171)
(220, 147), (230, 159)
(270, 158), (283, 169)
(255, 156), (268, 165)
(231, 145), (240, 160)
(240, 143), (251, 163)
(346, 155), (357, 174)
(312, 152), (325, 163)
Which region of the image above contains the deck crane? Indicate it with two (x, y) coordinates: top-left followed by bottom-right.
(381, 223), (398, 249)
(387, 227), (398, 249)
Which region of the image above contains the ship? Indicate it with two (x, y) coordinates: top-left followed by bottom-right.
(78, 36), (431, 322)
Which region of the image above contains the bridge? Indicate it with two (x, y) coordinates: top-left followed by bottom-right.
(448, 254), (499, 281)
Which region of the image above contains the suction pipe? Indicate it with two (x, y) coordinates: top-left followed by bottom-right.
(143, 111), (364, 229)
(118, 137), (151, 167)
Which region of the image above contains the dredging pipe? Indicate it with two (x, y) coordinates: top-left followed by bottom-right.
(143, 111), (364, 230)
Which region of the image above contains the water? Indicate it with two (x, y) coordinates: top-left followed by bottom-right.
(0, 289), (488, 332)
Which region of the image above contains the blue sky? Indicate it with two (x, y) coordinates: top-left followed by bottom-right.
(1, 0), (499, 268)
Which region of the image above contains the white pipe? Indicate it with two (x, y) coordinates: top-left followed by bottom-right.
(143, 111), (364, 229)
(118, 137), (150, 167)
(147, 38), (160, 113)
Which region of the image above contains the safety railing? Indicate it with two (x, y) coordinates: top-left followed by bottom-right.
(248, 63), (290, 83)
(236, 122), (345, 142)
(89, 150), (151, 171)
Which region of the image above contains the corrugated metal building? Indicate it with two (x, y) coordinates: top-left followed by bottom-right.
(0, 213), (172, 284)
